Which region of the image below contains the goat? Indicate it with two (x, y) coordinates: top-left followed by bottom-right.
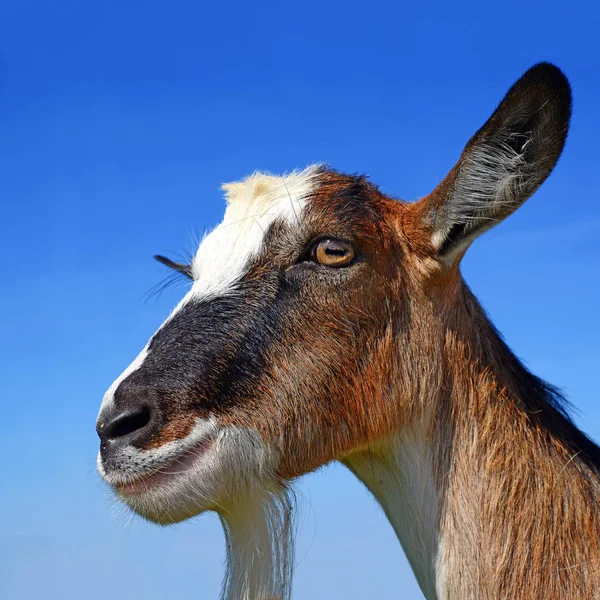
(96, 62), (600, 599)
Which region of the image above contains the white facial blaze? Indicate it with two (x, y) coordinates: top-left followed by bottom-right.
(99, 165), (321, 419)
(189, 165), (321, 300)
(99, 168), (319, 596)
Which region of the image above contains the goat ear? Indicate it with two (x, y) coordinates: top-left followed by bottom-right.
(420, 63), (571, 262)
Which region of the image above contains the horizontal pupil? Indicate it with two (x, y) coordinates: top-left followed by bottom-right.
(325, 248), (347, 256)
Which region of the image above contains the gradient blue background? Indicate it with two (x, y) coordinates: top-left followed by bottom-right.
(2, 1), (599, 598)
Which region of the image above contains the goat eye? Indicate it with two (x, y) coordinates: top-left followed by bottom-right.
(311, 239), (355, 267)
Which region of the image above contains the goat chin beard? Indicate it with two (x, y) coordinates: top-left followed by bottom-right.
(220, 489), (297, 600)
(118, 476), (297, 600)
(104, 422), (298, 597)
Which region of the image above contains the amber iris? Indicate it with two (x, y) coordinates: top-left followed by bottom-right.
(312, 239), (355, 267)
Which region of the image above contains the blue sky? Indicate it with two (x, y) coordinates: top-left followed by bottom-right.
(1, 1), (598, 598)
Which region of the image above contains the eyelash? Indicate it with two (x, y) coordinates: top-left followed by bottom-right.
(154, 255), (194, 279)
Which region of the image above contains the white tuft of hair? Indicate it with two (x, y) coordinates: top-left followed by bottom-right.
(220, 488), (296, 600)
(187, 165), (322, 301)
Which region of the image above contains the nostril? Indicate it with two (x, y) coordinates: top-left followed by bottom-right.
(101, 405), (152, 441)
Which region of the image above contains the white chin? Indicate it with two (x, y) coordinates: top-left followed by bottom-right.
(116, 442), (224, 524)
(101, 426), (277, 524)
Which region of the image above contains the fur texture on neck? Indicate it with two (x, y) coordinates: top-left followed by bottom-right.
(344, 283), (600, 600)
(343, 421), (441, 599)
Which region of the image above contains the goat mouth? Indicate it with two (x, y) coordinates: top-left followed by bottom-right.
(112, 436), (216, 496)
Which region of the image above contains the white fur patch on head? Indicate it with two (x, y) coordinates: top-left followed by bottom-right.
(190, 165), (322, 299)
(98, 166), (322, 455)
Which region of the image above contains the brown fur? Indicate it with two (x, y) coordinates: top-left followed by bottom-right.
(222, 173), (600, 596)
(141, 165), (600, 597)
(433, 291), (600, 598)
(118, 64), (599, 598)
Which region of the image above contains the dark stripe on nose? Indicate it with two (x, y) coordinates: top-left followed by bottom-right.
(97, 373), (165, 456)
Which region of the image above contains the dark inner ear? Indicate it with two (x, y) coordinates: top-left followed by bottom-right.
(154, 255), (194, 279)
(424, 62), (572, 260)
